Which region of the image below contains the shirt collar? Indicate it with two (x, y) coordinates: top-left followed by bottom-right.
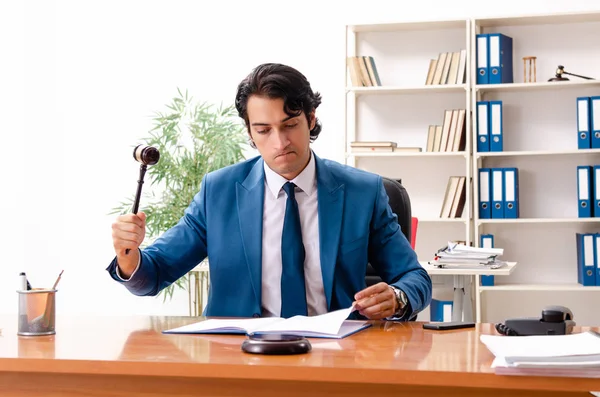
(264, 150), (316, 199)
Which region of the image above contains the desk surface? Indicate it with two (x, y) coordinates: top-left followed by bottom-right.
(0, 315), (598, 396)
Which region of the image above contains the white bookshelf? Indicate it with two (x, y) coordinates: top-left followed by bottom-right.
(477, 218), (600, 225)
(419, 218), (469, 224)
(344, 19), (473, 279)
(480, 284), (600, 292)
(471, 11), (600, 326)
(345, 10), (600, 326)
(348, 151), (467, 158)
(347, 85), (467, 95)
(475, 79), (600, 93)
(476, 148), (600, 158)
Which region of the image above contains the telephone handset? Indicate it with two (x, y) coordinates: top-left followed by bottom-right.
(495, 305), (575, 336)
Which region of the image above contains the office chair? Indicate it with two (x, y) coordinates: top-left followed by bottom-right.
(364, 177), (418, 320)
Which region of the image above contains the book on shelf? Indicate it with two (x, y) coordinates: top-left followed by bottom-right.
(425, 109), (466, 152)
(350, 141), (422, 153)
(439, 176), (466, 218)
(347, 56), (381, 87)
(162, 306), (370, 339)
(425, 50), (466, 85)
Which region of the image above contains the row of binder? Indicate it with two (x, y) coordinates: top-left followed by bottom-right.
(476, 100), (503, 152)
(478, 167), (520, 219)
(577, 165), (600, 218)
(475, 33), (514, 85)
(576, 233), (600, 286)
(577, 96), (600, 149)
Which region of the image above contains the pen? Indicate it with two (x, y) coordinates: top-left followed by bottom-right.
(19, 272), (32, 291)
(52, 270), (64, 290)
(19, 272), (27, 291)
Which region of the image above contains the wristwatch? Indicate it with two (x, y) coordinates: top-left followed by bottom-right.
(389, 286), (408, 317)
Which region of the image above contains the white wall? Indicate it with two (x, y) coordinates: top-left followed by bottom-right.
(1, 0), (599, 318)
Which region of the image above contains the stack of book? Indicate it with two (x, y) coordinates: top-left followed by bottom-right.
(350, 141), (396, 153)
(347, 56), (382, 87)
(425, 50), (467, 85)
(426, 109), (466, 152)
(350, 141), (422, 153)
(430, 242), (505, 268)
(439, 176), (466, 218)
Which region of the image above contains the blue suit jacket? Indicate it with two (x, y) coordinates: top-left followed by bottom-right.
(107, 153), (432, 319)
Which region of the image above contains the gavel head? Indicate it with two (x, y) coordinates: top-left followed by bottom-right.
(133, 144), (160, 166)
(555, 65), (565, 77)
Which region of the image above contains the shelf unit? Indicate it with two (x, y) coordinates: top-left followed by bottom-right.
(477, 218), (600, 225)
(479, 284), (600, 292)
(471, 11), (600, 325)
(344, 10), (600, 326)
(347, 84), (467, 95)
(344, 18), (473, 268)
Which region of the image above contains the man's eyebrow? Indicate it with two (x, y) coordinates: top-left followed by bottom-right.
(251, 115), (296, 127)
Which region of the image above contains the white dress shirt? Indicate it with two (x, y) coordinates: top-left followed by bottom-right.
(117, 152), (327, 317)
(261, 152), (326, 317)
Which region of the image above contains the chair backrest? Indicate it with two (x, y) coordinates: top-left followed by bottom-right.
(383, 177), (412, 243)
(411, 217), (419, 250)
(365, 177), (414, 287)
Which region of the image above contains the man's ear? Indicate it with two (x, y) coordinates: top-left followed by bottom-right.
(309, 110), (316, 130)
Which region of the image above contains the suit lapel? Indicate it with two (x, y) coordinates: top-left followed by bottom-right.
(236, 159), (265, 308)
(315, 154), (344, 310)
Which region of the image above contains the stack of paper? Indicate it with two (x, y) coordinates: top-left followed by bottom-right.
(480, 331), (600, 378)
(430, 242), (506, 268)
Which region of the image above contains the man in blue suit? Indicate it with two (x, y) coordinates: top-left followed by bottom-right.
(108, 63), (432, 320)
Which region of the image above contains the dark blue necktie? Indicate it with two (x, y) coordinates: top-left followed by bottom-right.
(280, 182), (308, 317)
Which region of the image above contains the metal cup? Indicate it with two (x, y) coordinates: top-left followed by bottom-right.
(17, 288), (57, 336)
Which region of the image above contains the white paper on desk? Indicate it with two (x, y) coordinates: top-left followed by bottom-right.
(481, 332), (600, 362)
(492, 356), (600, 369)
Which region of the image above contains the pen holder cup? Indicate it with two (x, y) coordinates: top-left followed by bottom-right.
(17, 289), (57, 336)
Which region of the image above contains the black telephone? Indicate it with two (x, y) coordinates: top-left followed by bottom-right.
(495, 305), (575, 336)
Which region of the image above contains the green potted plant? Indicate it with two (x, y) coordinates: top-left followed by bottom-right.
(111, 88), (248, 302)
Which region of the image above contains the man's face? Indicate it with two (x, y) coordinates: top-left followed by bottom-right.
(247, 95), (315, 180)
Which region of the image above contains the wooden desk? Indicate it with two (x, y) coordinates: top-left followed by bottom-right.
(0, 315), (598, 396)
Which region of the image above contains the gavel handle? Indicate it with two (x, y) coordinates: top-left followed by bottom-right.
(564, 71), (594, 80)
(126, 164), (148, 255)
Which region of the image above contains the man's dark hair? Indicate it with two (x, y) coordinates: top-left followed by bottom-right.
(235, 63), (322, 148)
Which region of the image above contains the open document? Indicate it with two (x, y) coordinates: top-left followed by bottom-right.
(162, 306), (371, 339)
(480, 331), (600, 375)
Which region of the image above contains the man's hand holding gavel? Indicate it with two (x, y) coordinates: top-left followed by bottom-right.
(112, 144), (159, 279)
(111, 212), (146, 278)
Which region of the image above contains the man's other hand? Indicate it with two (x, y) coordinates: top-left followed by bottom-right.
(353, 282), (397, 320)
